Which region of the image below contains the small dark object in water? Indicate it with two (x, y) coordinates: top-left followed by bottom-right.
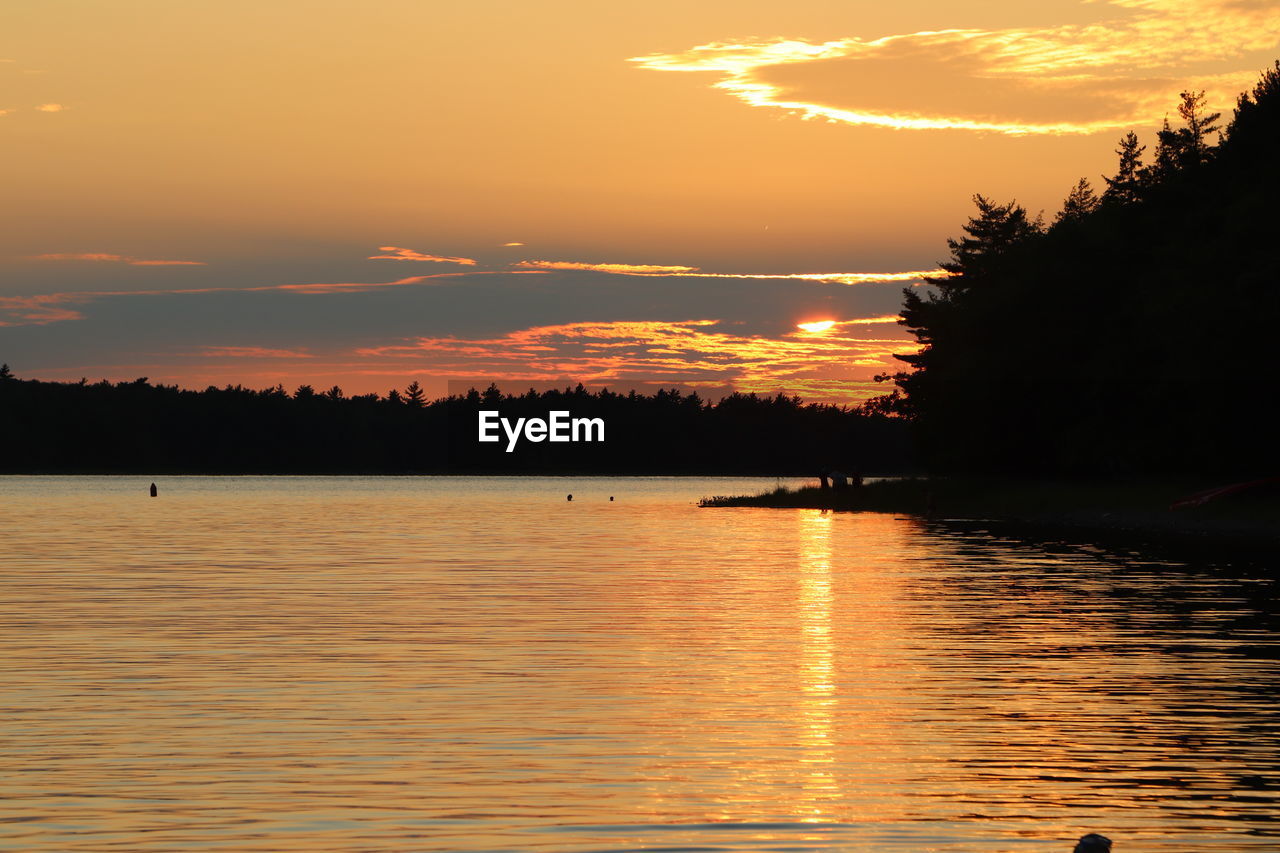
(149, 482), (157, 497)
(567, 494), (573, 502)
(1074, 834), (1111, 853)
(609, 496), (614, 501)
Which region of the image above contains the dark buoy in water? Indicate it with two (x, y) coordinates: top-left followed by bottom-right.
(609, 496), (614, 501)
(1073, 834), (1111, 853)
(149, 482), (157, 497)
(567, 494), (573, 502)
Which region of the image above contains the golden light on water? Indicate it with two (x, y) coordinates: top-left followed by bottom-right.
(797, 510), (838, 822)
(2, 478), (1276, 848)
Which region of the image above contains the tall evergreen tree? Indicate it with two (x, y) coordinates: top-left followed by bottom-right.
(1102, 131), (1147, 204)
(1053, 178), (1100, 225)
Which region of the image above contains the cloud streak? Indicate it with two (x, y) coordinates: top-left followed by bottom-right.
(630, 0), (1280, 135)
(515, 260), (700, 274)
(0, 294), (86, 327)
(515, 260), (941, 285)
(0, 271), (556, 327)
(0, 259), (920, 330)
(367, 246), (478, 265)
(34, 252), (205, 266)
(198, 346), (315, 359)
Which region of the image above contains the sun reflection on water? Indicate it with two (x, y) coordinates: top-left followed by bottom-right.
(797, 511), (838, 822)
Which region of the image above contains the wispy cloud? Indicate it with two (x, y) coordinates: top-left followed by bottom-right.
(501, 242), (525, 247)
(34, 252), (205, 266)
(367, 246), (478, 265)
(515, 259), (941, 285)
(672, 271), (939, 286)
(274, 274), (465, 294)
(0, 271), (543, 327)
(199, 346), (314, 359)
(35, 103), (63, 112)
(1, 257), (926, 331)
(514, 260), (700, 274)
(630, 0), (1280, 135)
(0, 294), (86, 327)
(838, 315), (900, 325)
(273, 270), (552, 294)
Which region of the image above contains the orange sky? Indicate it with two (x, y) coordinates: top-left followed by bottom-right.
(3, 0), (1277, 403)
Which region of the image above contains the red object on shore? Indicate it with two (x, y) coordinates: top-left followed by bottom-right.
(1170, 476), (1280, 510)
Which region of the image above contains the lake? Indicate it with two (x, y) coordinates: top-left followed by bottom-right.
(0, 476), (1276, 851)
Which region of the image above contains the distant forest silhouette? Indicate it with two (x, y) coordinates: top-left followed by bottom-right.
(871, 63), (1280, 476)
(0, 369), (911, 474)
(5, 66), (1278, 477)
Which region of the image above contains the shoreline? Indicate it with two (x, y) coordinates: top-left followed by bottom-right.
(699, 478), (1280, 551)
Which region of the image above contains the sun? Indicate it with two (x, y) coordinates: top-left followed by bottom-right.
(797, 320), (836, 333)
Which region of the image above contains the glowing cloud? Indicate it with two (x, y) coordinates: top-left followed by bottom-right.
(515, 260), (701, 274)
(33, 252), (206, 266)
(515, 260), (941, 285)
(682, 271), (939, 286)
(839, 315), (901, 326)
(630, 0), (1280, 135)
(797, 320), (836, 333)
(35, 103), (63, 112)
(368, 246), (477, 265)
(501, 242), (526, 247)
(357, 318), (918, 404)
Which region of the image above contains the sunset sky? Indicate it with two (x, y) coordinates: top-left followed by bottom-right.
(4, 0), (1277, 403)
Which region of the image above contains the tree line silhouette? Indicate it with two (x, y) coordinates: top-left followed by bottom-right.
(874, 64), (1280, 476)
(8, 67), (1276, 478)
(0, 366), (911, 474)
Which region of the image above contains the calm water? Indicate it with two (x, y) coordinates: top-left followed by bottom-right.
(1, 476), (1276, 852)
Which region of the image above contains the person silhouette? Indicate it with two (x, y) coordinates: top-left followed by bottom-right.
(149, 482), (157, 497)
(1073, 834), (1111, 852)
(567, 494), (573, 502)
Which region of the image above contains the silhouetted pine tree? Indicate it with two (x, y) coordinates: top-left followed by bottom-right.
(1053, 178), (1100, 226)
(1102, 131), (1148, 204)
